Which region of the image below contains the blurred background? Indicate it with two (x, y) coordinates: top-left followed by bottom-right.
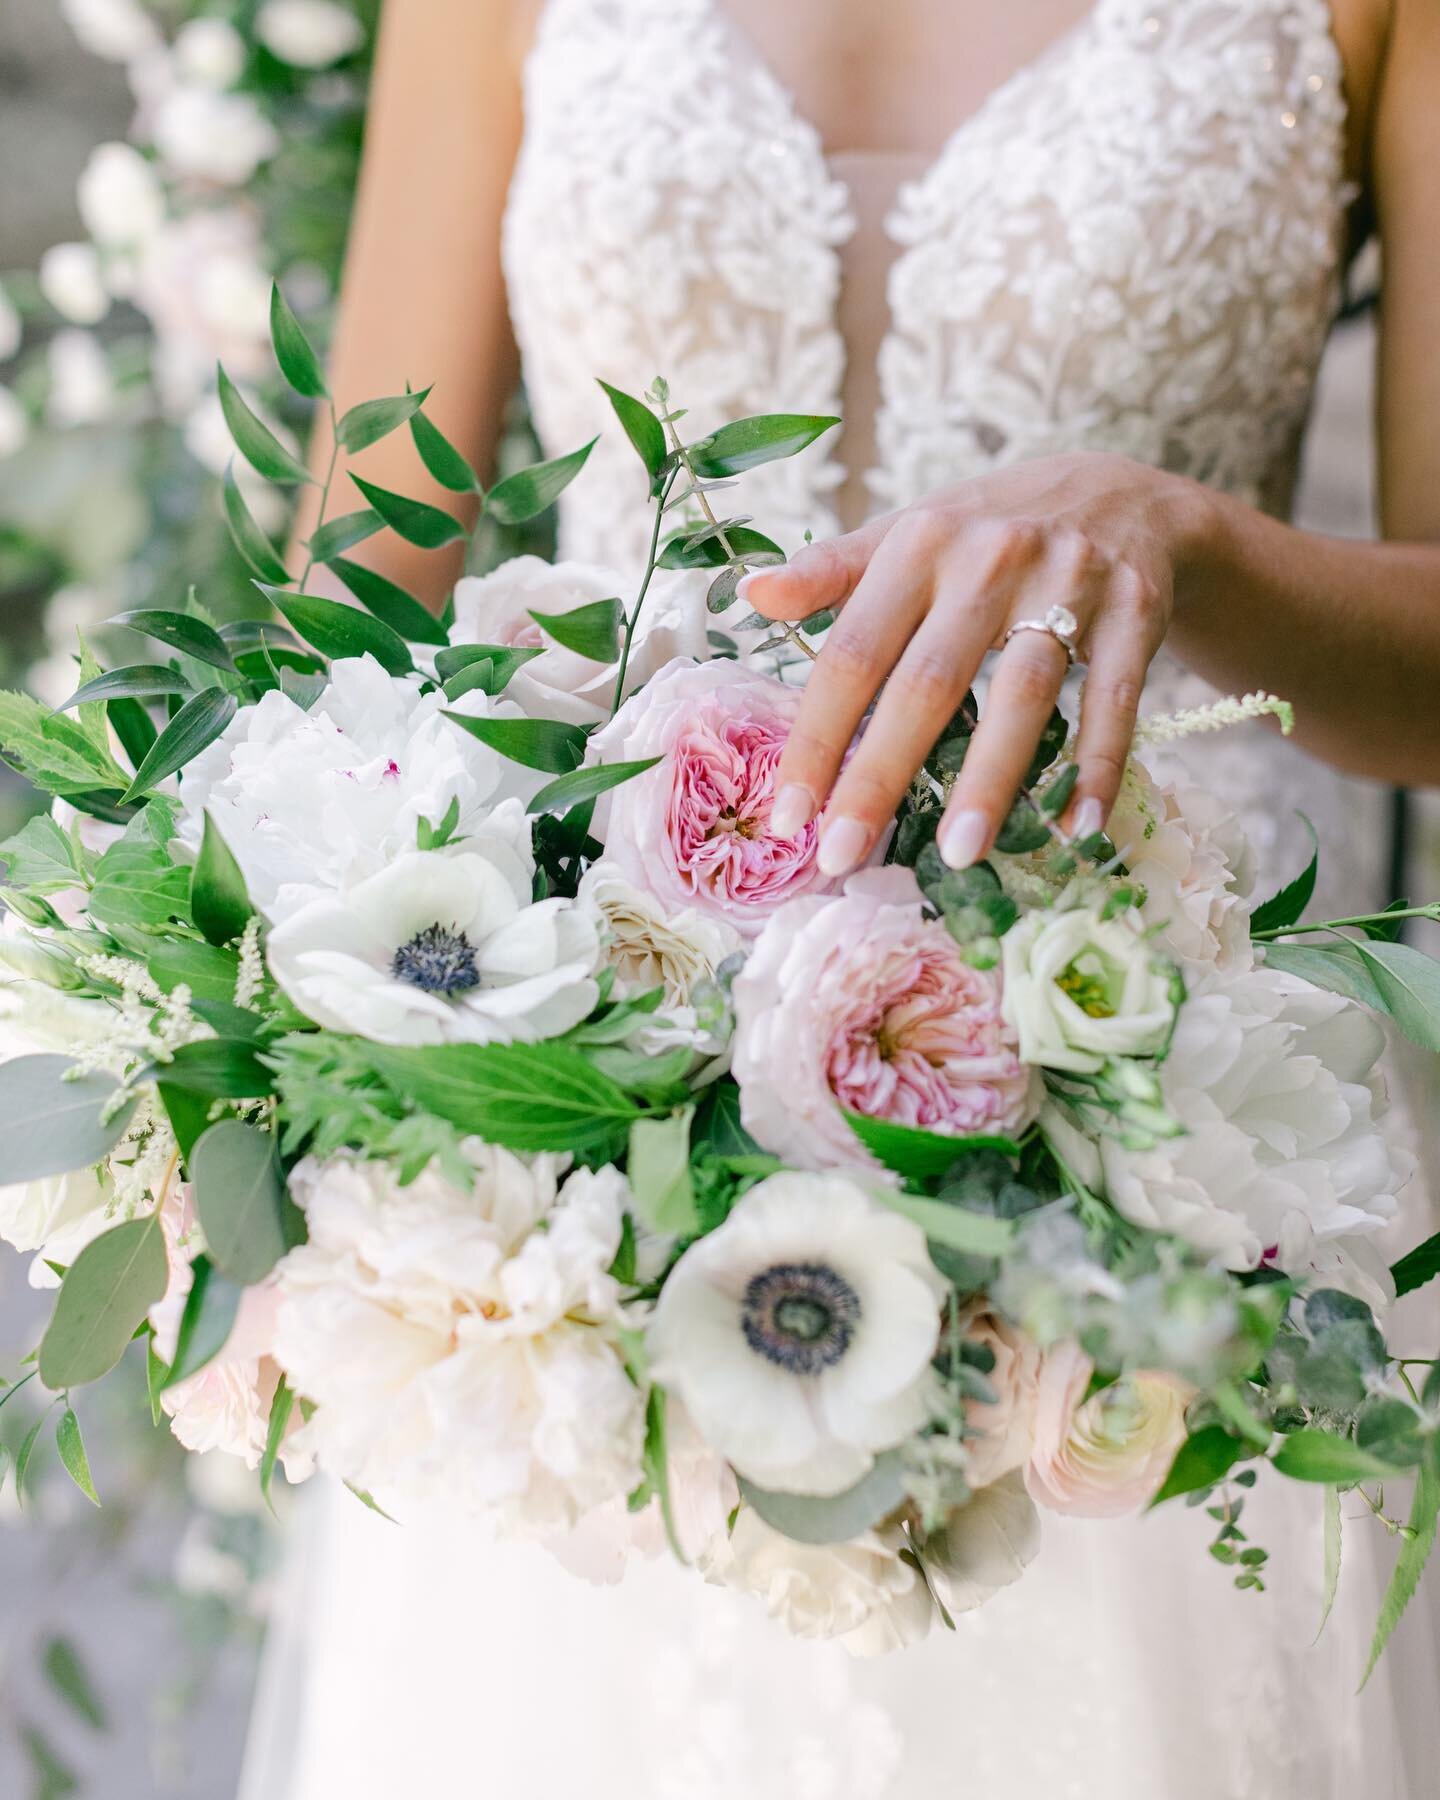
(0, 1), (1416, 1795)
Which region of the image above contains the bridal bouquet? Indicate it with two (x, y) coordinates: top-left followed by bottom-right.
(3, 294), (1439, 1668)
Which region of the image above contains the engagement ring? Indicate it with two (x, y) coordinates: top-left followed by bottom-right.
(1004, 604), (1082, 665)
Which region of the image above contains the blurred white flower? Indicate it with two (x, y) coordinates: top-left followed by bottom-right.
(274, 1148), (644, 1530)
(38, 243), (111, 326)
(649, 1169), (945, 1496)
(921, 1469), (1041, 1613)
(133, 210), (271, 412)
(0, 285), (21, 362)
(172, 17), (247, 88)
(152, 87), (279, 185)
(268, 825), (601, 1048)
(46, 330), (116, 426)
(76, 142), (166, 246)
(0, 385), (27, 459)
(60, 0), (161, 62)
(256, 0), (366, 68)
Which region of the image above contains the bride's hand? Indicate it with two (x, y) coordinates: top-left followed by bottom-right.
(738, 451), (1210, 874)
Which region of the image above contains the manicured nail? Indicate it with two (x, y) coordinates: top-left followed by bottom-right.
(734, 572), (767, 604)
(1073, 798), (1104, 840)
(817, 815), (869, 877)
(938, 808), (990, 870)
(770, 783), (814, 839)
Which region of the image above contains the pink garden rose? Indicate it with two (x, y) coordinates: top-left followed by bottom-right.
(1026, 1342), (1191, 1519)
(732, 868), (1040, 1172)
(588, 657), (850, 936)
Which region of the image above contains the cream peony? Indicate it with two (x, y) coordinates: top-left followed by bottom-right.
(175, 655), (520, 919)
(272, 1148), (644, 1529)
(648, 1169), (946, 1496)
(1027, 1343), (1191, 1518)
(267, 824), (600, 1048)
(1001, 904), (1179, 1075)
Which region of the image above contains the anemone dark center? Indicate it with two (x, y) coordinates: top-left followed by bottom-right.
(392, 923), (481, 996)
(741, 1262), (861, 1375)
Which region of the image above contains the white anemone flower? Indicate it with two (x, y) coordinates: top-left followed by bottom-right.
(267, 820), (600, 1047)
(648, 1170), (946, 1496)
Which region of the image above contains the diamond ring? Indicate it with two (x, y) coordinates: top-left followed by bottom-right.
(1003, 604), (1082, 666)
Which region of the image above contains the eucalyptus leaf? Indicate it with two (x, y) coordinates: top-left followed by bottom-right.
(38, 1215), (168, 1389)
(528, 596), (623, 661)
(0, 1056), (134, 1184)
(191, 1120), (302, 1285)
(526, 757), (661, 818)
(659, 523), (785, 571)
(218, 364), (314, 485)
(192, 811), (252, 947)
(223, 463), (291, 583)
(160, 1254), (243, 1388)
(1260, 940), (1386, 1011)
(121, 689), (238, 802)
(1350, 940), (1440, 1052)
(688, 413), (839, 479)
(442, 710), (589, 773)
(107, 609), (235, 673)
(328, 557), (450, 646)
(336, 387), (431, 455)
(350, 474), (467, 548)
(265, 587), (415, 676)
(54, 1412), (100, 1509)
(487, 437), (598, 525)
(1271, 1429), (1400, 1485)
(739, 1452), (908, 1546)
(269, 283), (328, 399)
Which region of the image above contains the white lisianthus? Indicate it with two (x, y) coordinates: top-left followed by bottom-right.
(267, 818), (601, 1048)
(172, 18), (247, 89)
(76, 142), (166, 247)
(256, 0), (366, 68)
(272, 1148), (644, 1529)
(0, 285), (22, 362)
(1001, 905), (1179, 1075)
(707, 1510), (935, 1654)
(1027, 1343), (1191, 1518)
(449, 556), (705, 727)
(60, 0), (161, 62)
(175, 655), (523, 918)
(648, 1170), (946, 1496)
(578, 860), (740, 1051)
(47, 330), (115, 425)
(38, 244), (111, 326)
(152, 88), (280, 185)
(0, 386), (26, 460)
(922, 1469), (1042, 1613)
(1052, 962), (1410, 1288)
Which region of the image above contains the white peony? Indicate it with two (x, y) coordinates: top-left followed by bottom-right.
(578, 859), (740, 1050)
(1001, 904), (1179, 1075)
(267, 820), (600, 1047)
(59, 0), (161, 61)
(47, 330), (115, 425)
(151, 87), (279, 185)
(256, 0), (366, 67)
(0, 285), (22, 362)
(175, 655), (523, 918)
(76, 142), (166, 247)
(648, 1170), (946, 1496)
(449, 556), (705, 727)
(1049, 962), (1410, 1288)
(172, 18), (247, 89)
(272, 1148), (644, 1529)
(0, 386), (26, 460)
(38, 244), (110, 326)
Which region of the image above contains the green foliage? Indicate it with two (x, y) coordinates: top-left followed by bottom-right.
(409, 407), (481, 494)
(90, 803), (192, 932)
(59, 664), (193, 713)
(739, 1452), (910, 1546)
(121, 689), (239, 804)
(1260, 940), (1386, 1010)
(1392, 1230), (1440, 1299)
(1363, 1460), (1440, 1686)
(526, 757), (660, 818)
(306, 508), (383, 562)
(1151, 1424), (1245, 1505)
(598, 380), (667, 486)
(54, 1411), (100, 1509)
(261, 1376), (295, 1512)
(1270, 1430), (1400, 1485)
(0, 690), (129, 798)
(192, 811), (253, 947)
(658, 523), (785, 572)
(223, 464), (292, 583)
(487, 438), (598, 525)
(1248, 815), (1317, 934)
(442, 710), (589, 773)
(38, 1215), (168, 1389)
(335, 388), (431, 455)
(0, 814), (84, 895)
(349, 474), (466, 549)
(269, 282), (329, 400)
(687, 413), (840, 479)
(328, 557), (451, 646)
(42, 1635), (107, 1729)
(265, 586), (415, 676)
(161, 1255), (243, 1388)
(1349, 940), (1440, 1052)
(146, 1038), (275, 1099)
(628, 1108), (698, 1236)
(218, 364), (314, 485)
(845, 1109), (1022, 1183)
(108, 608), (236, 673)
(191, 1120), (303, 1285)
(875, 1188), (1017, 1258)
(0, 1057), (135, 1186)
(528, 595), (623, 661)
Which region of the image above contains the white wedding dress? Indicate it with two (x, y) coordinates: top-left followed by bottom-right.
(240, 2), (1440, 1794)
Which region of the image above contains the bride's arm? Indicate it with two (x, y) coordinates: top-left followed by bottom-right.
(745, 0), (1440, 876)
(291, 0), (533, 606)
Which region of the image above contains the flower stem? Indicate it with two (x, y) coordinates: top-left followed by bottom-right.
(611, 473), (674, 714)
(1251, 904), (1440, 944)
(297, 399), (342, 594)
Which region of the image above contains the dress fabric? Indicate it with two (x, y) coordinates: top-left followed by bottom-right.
(240, 2), (1440, 1795)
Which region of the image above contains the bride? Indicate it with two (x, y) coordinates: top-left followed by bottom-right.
(243, 0), (1440, 1795)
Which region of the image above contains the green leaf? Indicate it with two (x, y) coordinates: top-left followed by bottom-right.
(266, 587), (415, 676)
(1362, 1460), (1440, 1685)
(122, 689), (238, 802)
(148, 939), (241, 1005)
(218, 363), (313, 485)
(0, 1056), (135, 1184)
(89, 801), (190, 931)
(0, 690), (129, 797)
(435, 642), (544, 687)
(1249, 814), (1317, 935)
(223, 463), (292, 584)
(874, 1189), (1016, 1258)
(145, 1038), (275, 1098)
(369, 1040), (641, 1156)
(1260, 940), (1387, 1011)
(349, 473), (466, 548)
(190, 810), (253, 947)
(59, 664), (193, 713)
(1039, 763), (1080, 819)
(657, 523), (785, 571)
(527, 595), (623, 662)
(442, 710), (589, 773)
(43, 1634), (106, 1728)
(108, 608), (236, 673)
(269, 283), (328, 399)
(20, 1721), (79, 1800)
(692, 1080), (762, 1157)
(1349, 940), (1440, 1052)
(739, 1452), (909, 1546)
(336, 387), (431, 455)
(628, 1107), (698, 1236)
(306, 507), (384, 563)
(487, 437), (598, 525)
(328, 556), (450, 646)
(688, 413), (839, 479)
(1317, 1482), (1342, 1641)
(54, 1410), (100, 1508)
(527, 756), (661, 818)
(409, 406), (481, 494)
(162, 1254), (243, 1387)
(1151, 1425), (1244, 1506)
(1392, 1230), (1440, 1299)
(191, 1119), (302, 1285)
(597, 380), (666, 484)
(641, 1384), (685, 1562)
(38, 1214), (169, 1389)
(1271, 1429), (1401, 1485)
(146, 1332), (166, 1424)
(157, 1082), (212, 1167)
(845, 1111), (1022, 1183)
(260, 1375), (295, 1511)
(0, 815), (83, 893)
(15, 1414), (46, 1498)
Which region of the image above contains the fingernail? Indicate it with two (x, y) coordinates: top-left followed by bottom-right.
(817, 815), (869, 877)
(1073, 798), (1104, 840)
(734, 572), (768, 603)
(769, 782), (814, 839)
(938, 808), (990, 870)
